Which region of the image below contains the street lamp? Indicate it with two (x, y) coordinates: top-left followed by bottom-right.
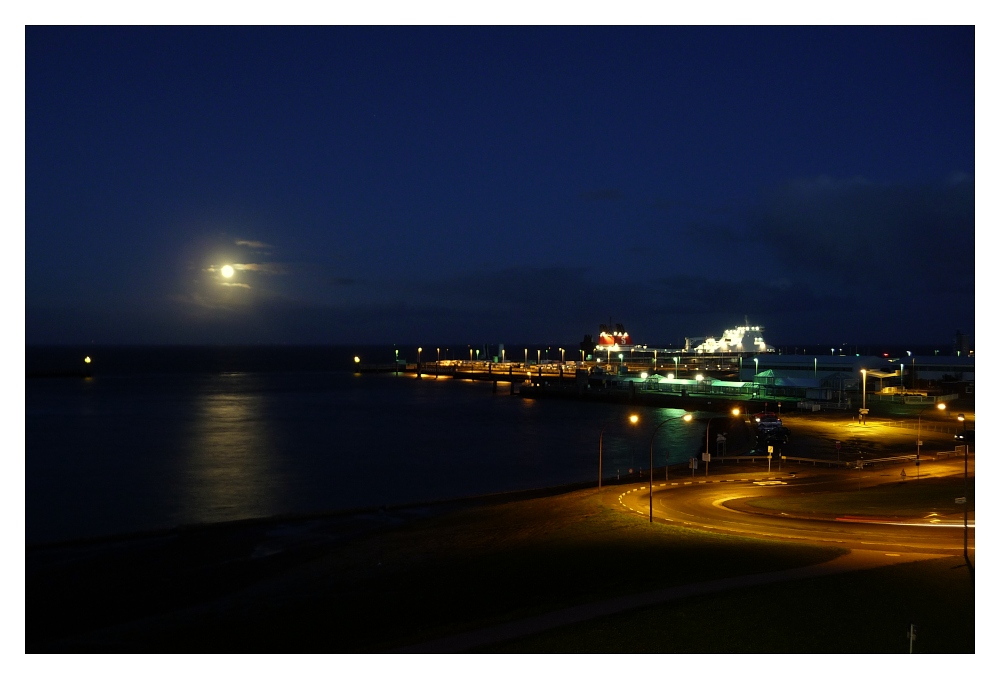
(648, 413), (693, 521)
(957, 414), (971, 569)
(753, 357), (758, 375)
(599, 414), (640, 490)
(916, 402), (946, 479)
(861, 369), (867, 413)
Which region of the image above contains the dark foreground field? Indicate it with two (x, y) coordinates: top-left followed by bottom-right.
(27, 482), (972, 653)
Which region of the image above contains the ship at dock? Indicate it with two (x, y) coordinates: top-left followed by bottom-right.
(685, 321), (774, 354)
(581, 319), (773, 358)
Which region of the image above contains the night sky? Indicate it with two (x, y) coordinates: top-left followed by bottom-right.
(25, 26), (975, 347)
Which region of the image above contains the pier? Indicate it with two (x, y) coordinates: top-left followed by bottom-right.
(357, 358), (768, 413)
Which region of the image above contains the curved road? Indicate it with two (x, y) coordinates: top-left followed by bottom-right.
(617, 457), (974, 555)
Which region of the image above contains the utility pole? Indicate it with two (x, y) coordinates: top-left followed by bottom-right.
(958, 414), (971, 571)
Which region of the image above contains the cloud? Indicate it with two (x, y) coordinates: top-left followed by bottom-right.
(221, 282), (251, 288)
(235, 239), (271, 249)
(745, 176), (974, 295)
(32, 256), (971, 345)
(234, 262), (286, 275)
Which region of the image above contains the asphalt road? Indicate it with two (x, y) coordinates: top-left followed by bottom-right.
(617, 457), (975, 555)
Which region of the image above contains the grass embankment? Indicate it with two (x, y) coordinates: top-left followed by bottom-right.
(745, 476), (974, 518)
(484, 555), (975, 653)
(42, 487), (843, 652)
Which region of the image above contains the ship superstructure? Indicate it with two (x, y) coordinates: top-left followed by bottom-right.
(689, 323), (773, 354)
(598, 323), (633, 347)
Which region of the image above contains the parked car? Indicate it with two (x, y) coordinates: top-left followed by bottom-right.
(754, 412), (783, 432)
(954, 430), (975, 443)
(756, 426), (790, 445)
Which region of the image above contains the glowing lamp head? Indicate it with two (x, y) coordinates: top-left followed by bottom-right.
(936, 403), (946, 411)
(682, 414), (693, 422)
(695, 374), (704, 381)
(221, 265), (234, 278)
(731, 408), (740, 416)
(354, 356), (361, 364)
(84, 356), (91, 364)
(629, 415), (639, 424)
(957, 414), (965, 422)
(640, 372), (648, 379)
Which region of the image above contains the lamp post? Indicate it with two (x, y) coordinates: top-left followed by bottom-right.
(599, 414), (639, 490)
(753, 357), (758, 375)
(916, 402), (946, 479)
(417, 347), (422, 378)
(957, 414), (971, 569)
(648, 413), (693, 521)
(861, 369), (867, 413)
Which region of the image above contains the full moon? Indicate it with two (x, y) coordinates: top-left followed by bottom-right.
(221, 265), (234, 278)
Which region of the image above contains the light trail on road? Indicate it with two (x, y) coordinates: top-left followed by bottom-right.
(616, 458), (974, 556)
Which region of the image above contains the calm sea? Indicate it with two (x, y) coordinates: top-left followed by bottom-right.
(25, 346), (705, 545)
